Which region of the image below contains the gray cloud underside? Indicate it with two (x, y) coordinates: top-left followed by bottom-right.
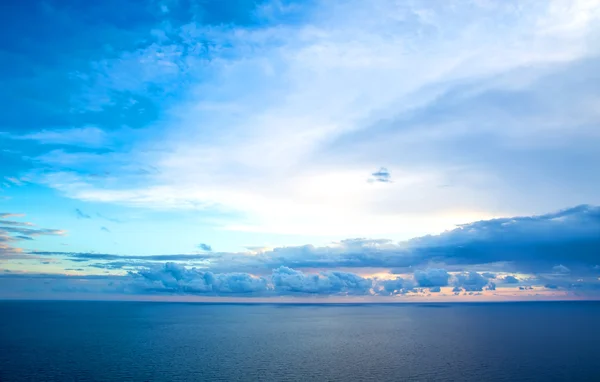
(22, 205), (600, 277)
(29, 251), (215, 262)
(3, 205), (599, 297)
(2, 262), (595, 298)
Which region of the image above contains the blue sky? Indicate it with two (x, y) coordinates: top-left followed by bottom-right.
(1, 0), (599, 301)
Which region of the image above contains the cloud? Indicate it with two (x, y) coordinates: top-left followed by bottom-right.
(271, 266), (372, 295)
(376, 277), (406, 295)
(369, 167), (391, 183)
(414, 269), (450, 287)
(30, 251), (214, 262)
(29, 0), (600, 240)
(75, 208), (91, 219)
(197, 243), (212, 252)
(4, 177), (24, 186)
(26, 205), (593, 278)
(407, 205), (600, 270)
(3, 0), (600, 300)
(503, 275), (520, 284)
(0, 219), (34, 227)
(10, 127), (108, 148)
(1, 214), (66, 258)
(453, 272), (491, 292)
(1, 227), (65, 237)
(553, 264), (571, 274)
(14, 235), (34, 241)
(96, 213), (121, 223)
(0, 213), (24, 218)
(131, 262), (268, 295)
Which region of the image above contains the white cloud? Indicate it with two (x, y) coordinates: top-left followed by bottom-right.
(36, 0), (600, 239)
(15, 127), (108, 148)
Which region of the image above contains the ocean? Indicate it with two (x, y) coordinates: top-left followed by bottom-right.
(1, 301), (599, 381)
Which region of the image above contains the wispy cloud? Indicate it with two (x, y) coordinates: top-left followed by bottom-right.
(0, 214), (66, 258)
(28, 0), (600, 239)
(75, 208), (91, 219)
(8, 126), (108, 148)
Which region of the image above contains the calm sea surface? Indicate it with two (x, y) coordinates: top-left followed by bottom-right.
(1, 301), (599, 381)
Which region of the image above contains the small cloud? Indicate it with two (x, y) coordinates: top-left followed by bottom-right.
(503, 275), (519, 284)
(14, 126), (107, 148)
(198, 243), (213, 252)
(0, 220), (34, 227)
(96, 213), (121, 223)
(15, 235), (34, 241)
(75, 208), (91, 219)
(453, 272), (491, 291)
(4, 177), (24, 186)
(552, 264), (570, 274)
(414, 268), (450, 287)
(100, 226), (111, 233)
(368, 167), (391, 183)
(0, 213), (24, 218)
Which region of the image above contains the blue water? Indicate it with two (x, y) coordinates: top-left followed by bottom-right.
(1, 301), (599, 381)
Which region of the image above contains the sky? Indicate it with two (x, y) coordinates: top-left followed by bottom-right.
(1, 0), (599, 301)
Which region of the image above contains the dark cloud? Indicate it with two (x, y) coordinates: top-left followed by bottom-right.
(131, 262), (268, 295)
(197, 243), (212, 251)
(14, 235), (34, 241)
(195, 205), (600, 275)
(377, 277), (406, 295)
(407, 205), (600, 270)
(503, 275), (519, 284)
(271, 266), (372, 295)
(414, 269), (450, 287)
(453, 272), (491, 292)
(75, 208), (91, 219)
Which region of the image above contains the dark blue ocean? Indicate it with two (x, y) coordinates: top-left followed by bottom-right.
(1, 301), (599, 381)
